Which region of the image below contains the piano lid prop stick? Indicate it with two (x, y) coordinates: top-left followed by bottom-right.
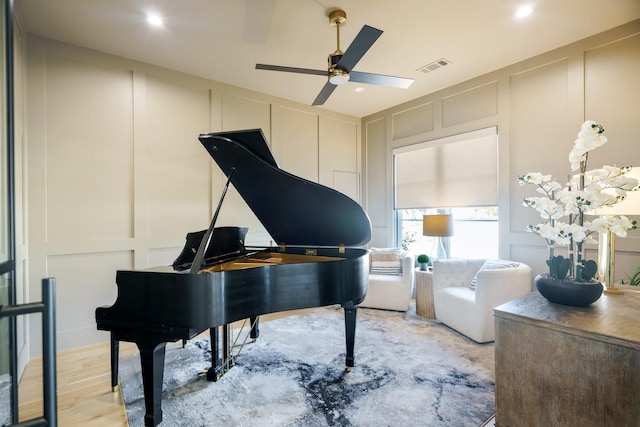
(189, 167), (236, 273)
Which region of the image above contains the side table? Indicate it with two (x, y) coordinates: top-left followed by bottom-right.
(415, 268), (435, 319)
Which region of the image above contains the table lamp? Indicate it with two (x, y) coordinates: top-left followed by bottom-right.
(423, 214), (454, 261)
(595, 167), (640, 294)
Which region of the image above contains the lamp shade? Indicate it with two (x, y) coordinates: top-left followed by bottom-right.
(594, 167), (640, 216)
(423, 214), (454, 237)
(592, 167), (639, 293)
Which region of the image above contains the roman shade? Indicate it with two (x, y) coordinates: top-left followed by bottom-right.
(394, 127), (498, 209)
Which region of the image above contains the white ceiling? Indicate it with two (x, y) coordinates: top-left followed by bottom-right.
(16, 0), (640, 118)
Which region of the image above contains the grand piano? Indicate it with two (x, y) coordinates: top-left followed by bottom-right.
(95, 129), (371, 426)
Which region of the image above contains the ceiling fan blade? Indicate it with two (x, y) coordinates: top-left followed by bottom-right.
(312, 81), (338, 106)
(350, 71), (414, 88)
(256, 64), (327, 76)
(336, 25), (383, 72)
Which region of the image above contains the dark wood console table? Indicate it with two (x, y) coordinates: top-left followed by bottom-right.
(493, 290), (640, 427)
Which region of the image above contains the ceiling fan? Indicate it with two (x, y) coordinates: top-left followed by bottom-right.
(255, 9), (414, 106)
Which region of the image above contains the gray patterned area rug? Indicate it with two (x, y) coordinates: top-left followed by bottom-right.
(120, 306), (495, 426)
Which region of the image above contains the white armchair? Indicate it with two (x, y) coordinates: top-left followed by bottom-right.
(360, 249), (415, 311)
(432, 258), (531, 343)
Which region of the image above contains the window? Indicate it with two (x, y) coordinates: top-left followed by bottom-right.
(394, 128), (499, 260)
(397, 207), (498, 260)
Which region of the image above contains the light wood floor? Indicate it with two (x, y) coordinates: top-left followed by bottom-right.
(18, 339), (138, 426)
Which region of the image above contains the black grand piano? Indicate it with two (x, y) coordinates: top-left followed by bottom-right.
(95, 129), (371, 426)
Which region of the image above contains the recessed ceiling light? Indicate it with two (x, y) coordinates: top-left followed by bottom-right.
(515, 5), (533, 18)
(355, 87), (365, 93)
(147, 14), (164, 26)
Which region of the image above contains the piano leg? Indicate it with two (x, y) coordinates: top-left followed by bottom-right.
(207, 324), (234, 381)
(207, 327), (220, 382)
(136, 339), (167, 427)
(110, 333), (119, 391)
(342, 303), (357, 368)
(250, 316), (260, 339)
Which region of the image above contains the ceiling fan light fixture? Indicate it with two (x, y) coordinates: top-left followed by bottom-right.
(329, 69), (349, 85)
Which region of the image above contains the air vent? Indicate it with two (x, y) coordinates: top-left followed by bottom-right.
(417, 58), (451, 74)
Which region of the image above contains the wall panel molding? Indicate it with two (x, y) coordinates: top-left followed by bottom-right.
(364, 117), (388, 230)
(391, 102), (433, 140)
(442, 81), (498, 127)
(25, 35), (361, 353)
(362, 19), (640, 275)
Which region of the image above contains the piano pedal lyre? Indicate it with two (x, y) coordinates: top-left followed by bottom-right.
(205, 316), (259, 381)
(205, 355), (236, 382)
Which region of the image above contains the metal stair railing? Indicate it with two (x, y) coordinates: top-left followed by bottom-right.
(0, 278), (57, 427)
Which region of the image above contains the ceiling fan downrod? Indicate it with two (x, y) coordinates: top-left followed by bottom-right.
(328, 9), (349, 85)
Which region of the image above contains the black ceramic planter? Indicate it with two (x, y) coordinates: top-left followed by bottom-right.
(535, 274), (604, 307)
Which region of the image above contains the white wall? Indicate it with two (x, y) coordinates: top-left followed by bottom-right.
(363, 20), (640, 288)
(25, 35), (361, 353)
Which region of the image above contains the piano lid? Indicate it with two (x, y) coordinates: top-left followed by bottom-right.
(199, 129), (371, 247)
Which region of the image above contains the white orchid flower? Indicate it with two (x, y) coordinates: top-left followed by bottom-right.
(518, 172), (551, 185)
(520, 121), (637, 279)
